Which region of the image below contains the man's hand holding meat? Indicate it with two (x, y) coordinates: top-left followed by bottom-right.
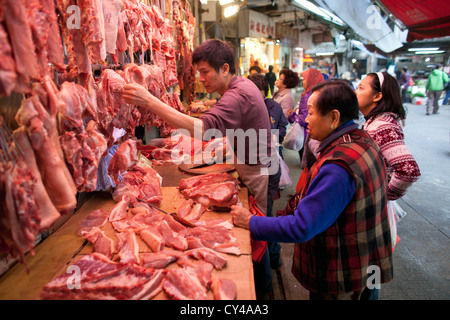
(230, 205), (252, 229)
(122, 83), (156, 107)
(122, 83), (203, 137)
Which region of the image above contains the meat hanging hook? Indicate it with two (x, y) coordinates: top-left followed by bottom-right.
(0, 116), (24, 166)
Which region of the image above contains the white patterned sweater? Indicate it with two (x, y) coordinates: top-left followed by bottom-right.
(362, 112), (421, 200)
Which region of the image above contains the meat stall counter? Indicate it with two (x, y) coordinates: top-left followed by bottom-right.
(0, 159), (256, 300)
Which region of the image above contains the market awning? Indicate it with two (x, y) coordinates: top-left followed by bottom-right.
(379, 0), (450, 42)
(314, 0), (403, 53)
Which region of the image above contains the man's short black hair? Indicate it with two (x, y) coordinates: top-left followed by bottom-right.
(192, 39), (236, 74)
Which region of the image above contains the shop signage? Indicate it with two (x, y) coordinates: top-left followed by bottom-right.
(303, 54), (313, 62)
(237, 9), (275, 39)
(248, 10), (275, 38)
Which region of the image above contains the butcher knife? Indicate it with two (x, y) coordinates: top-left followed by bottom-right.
(146, 203), (195, 228)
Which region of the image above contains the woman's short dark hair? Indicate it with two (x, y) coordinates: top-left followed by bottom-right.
(365, 72), (406, 120)
(311, 80), (359, 124)
(248, 74), (269, 96)
(279, 68), (300, 88)
(249, 65), (261, 74)
(192, 39), (236, 74)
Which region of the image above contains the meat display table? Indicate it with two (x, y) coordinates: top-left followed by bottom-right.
(0, 164), (255, 300)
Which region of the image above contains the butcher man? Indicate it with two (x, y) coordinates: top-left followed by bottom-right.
(122, 39), (279, 299)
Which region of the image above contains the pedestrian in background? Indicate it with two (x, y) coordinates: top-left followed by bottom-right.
(398, 67), (411, 103)
(265, 65), (277, 98)
(231, 80), (393, 300)
(356, 72), (421, 201)
(289, 68), (324, 164)
(273, 68), (300, 119)
(426, 64), (449, 115)
(249, 73), (286, 271)
(443, 75), (450, 105)
(249, 65), (262, 77)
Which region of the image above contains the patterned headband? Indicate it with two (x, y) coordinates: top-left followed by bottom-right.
(376, 72), (384, 89)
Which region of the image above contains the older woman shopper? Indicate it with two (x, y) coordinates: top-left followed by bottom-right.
(273, 68), (300, 119)
(231, 80), (393, 300)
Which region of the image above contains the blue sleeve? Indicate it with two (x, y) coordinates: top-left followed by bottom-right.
(249, 163), (355, 243)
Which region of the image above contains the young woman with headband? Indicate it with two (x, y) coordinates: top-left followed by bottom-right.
(356, 71), (421, 202)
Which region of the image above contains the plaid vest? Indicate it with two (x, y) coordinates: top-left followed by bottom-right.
(292, 129), (393, 294)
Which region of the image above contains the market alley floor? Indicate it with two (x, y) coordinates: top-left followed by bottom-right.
(266, 96), (450, 300)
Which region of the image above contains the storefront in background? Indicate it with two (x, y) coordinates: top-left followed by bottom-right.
(236, 9), (276, 76)
(275, 23), (301, 74)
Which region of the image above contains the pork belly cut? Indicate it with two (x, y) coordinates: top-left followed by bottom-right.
(193, 218), (234, 230)
(162, 214), (186, 233)
(214, 242), (241, 255)
(3, 0), (40, 83)
(116, 12), (127, 53)
(58, 81), (106, 192)
(41, 253), (166, 300)
(211, 277), (237, 300)
(109, 195), (130, 222)
(179, 173), (240, 209)
(133, 210), (164, 225)
(80, 0), (106, 63)
(186, 261), (214, 289)
(179, 172), (237, 190)
(76, 209), (109, 236)
(177, 198), (194, 218)
(129, 206), (149, 216)
(115, 231), (140, 265)
(12, 128), (60, 231)
(157, 220), (188, 251)
(112, 164), (162, 205)
(183, 180), (240, 208)
(140, 252), (177, 269)
(111, 211), (163, 233)
(185, 247), (228, 270)
(183, 203), (207, 222)
(41, 253), (120, 292)
(43, 0), (65, 70)
(111, 220), (135, 233)
(102, 0), (123, 54)
(26, 0), (53, 78)
(163, 268), (208, 300)
(82, 227), (115, 259)
(181, 226), (241, 255)
(15, 96), (77, 212)
(77, 265), (164, 300)
(140, 228), (164, 253)
(1, 160), (40, 262)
